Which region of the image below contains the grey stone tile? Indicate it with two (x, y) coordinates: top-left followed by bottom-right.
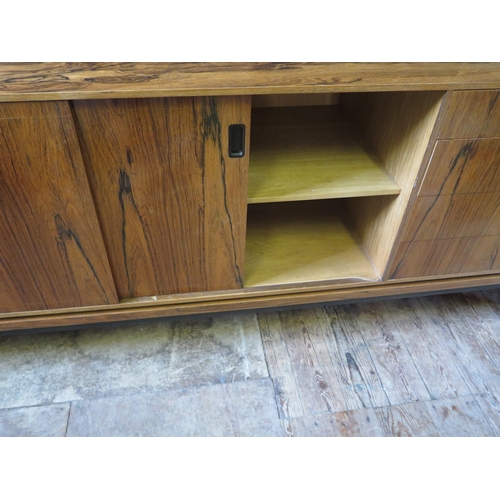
(0, 313), (268, 409)
(66, 379), (282, 437)
(0, 403), (70, 437)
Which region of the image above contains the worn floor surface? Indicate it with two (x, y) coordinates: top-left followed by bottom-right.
(1, 289), (500, 437)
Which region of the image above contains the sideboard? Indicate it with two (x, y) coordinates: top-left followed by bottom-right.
(1, 62), (499, 332)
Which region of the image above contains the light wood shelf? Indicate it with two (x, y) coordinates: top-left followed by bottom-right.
(248, 106), (401, 204)
(244, 203), (380, 288)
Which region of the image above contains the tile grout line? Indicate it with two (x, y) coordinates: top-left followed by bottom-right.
(0, 376), (275, 412)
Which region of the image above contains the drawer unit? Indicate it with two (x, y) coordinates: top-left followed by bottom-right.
(389, 91), (500, 280)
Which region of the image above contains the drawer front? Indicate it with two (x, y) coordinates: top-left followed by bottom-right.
(401, 192), (500, 242)
(391, 235), (500, 279)
(419, 137), (500, 196)
(439, 90), (500, 139)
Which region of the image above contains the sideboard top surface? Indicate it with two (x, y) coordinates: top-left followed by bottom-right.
(1, 63), (500, 102)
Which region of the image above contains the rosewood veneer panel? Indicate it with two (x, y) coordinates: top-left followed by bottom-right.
(439, 90), (500, 139)
(73, 96), (251, 298)
(419, 138), (500, 196)
(0, 101), (118, 313)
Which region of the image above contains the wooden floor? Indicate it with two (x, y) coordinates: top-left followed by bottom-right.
(1, 288), (500, 436)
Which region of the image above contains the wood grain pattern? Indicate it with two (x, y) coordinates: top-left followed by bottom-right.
(425, 396), (495, 436)
(271, 308), (352, 414)
(258, 312), (305, 419)
(1, 63), (500, 102)
(349, 301), (431, 405)
(381, 90), (455, 279)
(374, 402), (440, 437)
(452, 293), (500, 371)
(244, 203), (379, 287)
(418, 295), (500, 396)
(0, 101), (118, 313)
(401, 192), (500, 242)
(384, 298), (472, 400)
(419, 138), (500, 196)
(439, 90), (500, 139)
(340, 91), (445, 275)
(281, 409), (385, 437)
(248, 106), (400, 204)
(391, 236), (500, 279)
(259, 305), (390, 416)
(322, 305), (391, 408)
(73, 96), (251, 298)
(389, 137), (500, 279)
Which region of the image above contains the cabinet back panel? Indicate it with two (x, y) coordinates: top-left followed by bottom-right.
(73, 96), (251, 298)
(0, 101), (118, 313)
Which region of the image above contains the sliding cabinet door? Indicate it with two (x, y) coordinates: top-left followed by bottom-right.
(74, 96), (251, 298)
(0, 102), (118, 313)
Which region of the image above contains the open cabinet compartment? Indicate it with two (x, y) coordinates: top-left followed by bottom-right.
(243, 91), (446, 288)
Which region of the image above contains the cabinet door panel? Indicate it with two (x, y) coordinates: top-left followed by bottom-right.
(0, 102), (118, 313)
(73, 96), (251, 298)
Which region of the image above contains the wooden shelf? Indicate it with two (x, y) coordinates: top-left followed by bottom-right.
(244, 204), (380, 288)
(248, 106), (401, 204)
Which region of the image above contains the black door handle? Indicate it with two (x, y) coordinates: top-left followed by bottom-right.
(228, 124), (245, 158)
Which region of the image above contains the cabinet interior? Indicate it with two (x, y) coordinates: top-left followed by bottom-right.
(244, 91), (446, 288)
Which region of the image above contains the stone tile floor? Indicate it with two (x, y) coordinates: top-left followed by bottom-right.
(1, 289), (500, 436)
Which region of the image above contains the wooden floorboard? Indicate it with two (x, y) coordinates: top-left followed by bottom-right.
(374, 401), (440, 437)
(322, 305), (390, 409)
(348, 301), (431, 405)
(281, 408), (385, 437)
(420, 294), (500, 396)
(474, 392), (500, 436)
(383, 298), (473, 400)
(258, 312), (304, 419)
(425, 396), (496, 437)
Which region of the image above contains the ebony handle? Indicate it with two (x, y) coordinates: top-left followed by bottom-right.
(228, 124), (245, 158)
